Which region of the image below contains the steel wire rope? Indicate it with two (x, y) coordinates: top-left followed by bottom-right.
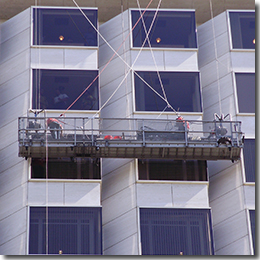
(58, 0), (154, 118)
(136, 0), (170, 108)
(86, 0), (169, 122)
(66, 0), (173, 131)
(62, 0), (175, 122)
(67, 0), (177, 136)
(209, 0), (223, 116)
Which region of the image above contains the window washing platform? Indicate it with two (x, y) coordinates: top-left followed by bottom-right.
(18, 116), (244, 161)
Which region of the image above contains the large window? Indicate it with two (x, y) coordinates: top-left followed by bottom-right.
(134, 71), (202, 112)
(31, 158), (100, 179)
(249, 210), (255, 254)
(33, 8), (98, 46)
(138, 159), (207, 181)
(131, 10), (197, 48)
(140, 208), (214, 255)
(235, 73), (255, 113)
(229, 11), (255, 49)
(29, 207), (102, 255)
(32, 69), (99, 110)
(243, 139), (255, 182)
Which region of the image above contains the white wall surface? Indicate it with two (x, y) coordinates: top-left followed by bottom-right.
(28, 181), (101, 206)
(137, 182), (209, 208)
(31, 48), (98, 69)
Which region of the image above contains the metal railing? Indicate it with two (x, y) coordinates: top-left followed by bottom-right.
(18, 116), (244, 148)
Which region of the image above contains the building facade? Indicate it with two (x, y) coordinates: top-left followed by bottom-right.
(0, 1), (255, 255)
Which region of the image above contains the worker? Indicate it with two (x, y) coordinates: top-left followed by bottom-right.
(46, 118), (63, 139)
(176, 115), (190, 130)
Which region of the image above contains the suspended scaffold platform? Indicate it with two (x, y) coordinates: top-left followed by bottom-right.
(18, 116), (244, 161)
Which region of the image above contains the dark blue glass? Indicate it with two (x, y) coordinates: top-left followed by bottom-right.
(33, 8), (98, 46)
(29, 207), (102, 255)
(229, 12), (255, 49)
(235, 73), (255, 113)
(132, 10), (197, 48)
(134, 71), (202, 112)
(140, 208), (214, 255)
(31, 158), (101, 179)
(249, 210), (255, 254)
(243, 139), (255, 182)
(138, 159), (208, 181)
(33, 69), (99, 111)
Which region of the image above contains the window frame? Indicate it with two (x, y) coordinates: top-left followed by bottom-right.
(129, 8), (198, 50)
(233, 72), (255, 115)
(132, 70), (203, 114)
(27, 206), (103, 255)
(227, 10), (255, 51)
(30, 68), (100, 112)
(138, 207), (214, 255)
(31, 6), (99, 48)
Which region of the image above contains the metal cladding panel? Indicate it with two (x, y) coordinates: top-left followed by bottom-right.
(0, 233), (27, 255)
(210, 186), (245, 226)
(103, 208), (138, 251)
(99, 9), (129, 43)
(0, 28), (30, 64)
(103, 233), (139, 255)
(0, 7), (30, 44)
(139, 208), (214, 255)
(0, 207), (27, 250)
(213, 210), (249, 253)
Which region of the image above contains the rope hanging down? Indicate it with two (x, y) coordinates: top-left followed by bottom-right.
(136, 0), (174, 113)
(61, 0), (175, 119)
(59, 0), (154, 117)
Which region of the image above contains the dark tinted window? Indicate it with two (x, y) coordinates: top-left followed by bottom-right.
(140, 208), (214, 255)
(33, 8), (98, 46)
(229, 12), (255, 49)
(132, 10), (197, 48)
(134, 71), (202, 112)
(139, 159), (207, 181)
(235, 73), (255, 113)
(29, 207), (102, 255)
(249, 210), (255, 254)
(243, 139), (255, 182)
(32, 69), (99, 110)
(31, 158), (100, 179)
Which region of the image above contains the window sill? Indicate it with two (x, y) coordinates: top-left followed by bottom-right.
(137, 180), (209, 185)
(244, 182), (255, 186)
(133, 111), (203, 116)
(29, 179), (101, 183)
(31, 45), (98, 50)
(236, 113), (255, 117)
(131, 47), (198, 52)
(231, 48), (255, 52)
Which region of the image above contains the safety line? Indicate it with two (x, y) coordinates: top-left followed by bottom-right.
(136, 0), (170, 109)
(59, 0), (154, 117)
(209, 0), (222, 115)
(87, 2), (170, 121)
(63, 0), (176, 118)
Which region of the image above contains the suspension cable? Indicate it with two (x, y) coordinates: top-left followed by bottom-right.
(136, 0), (173, 112)
(58, 0), (154, 117)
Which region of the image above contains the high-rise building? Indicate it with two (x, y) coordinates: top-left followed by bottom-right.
(0, 0), (255, 255)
